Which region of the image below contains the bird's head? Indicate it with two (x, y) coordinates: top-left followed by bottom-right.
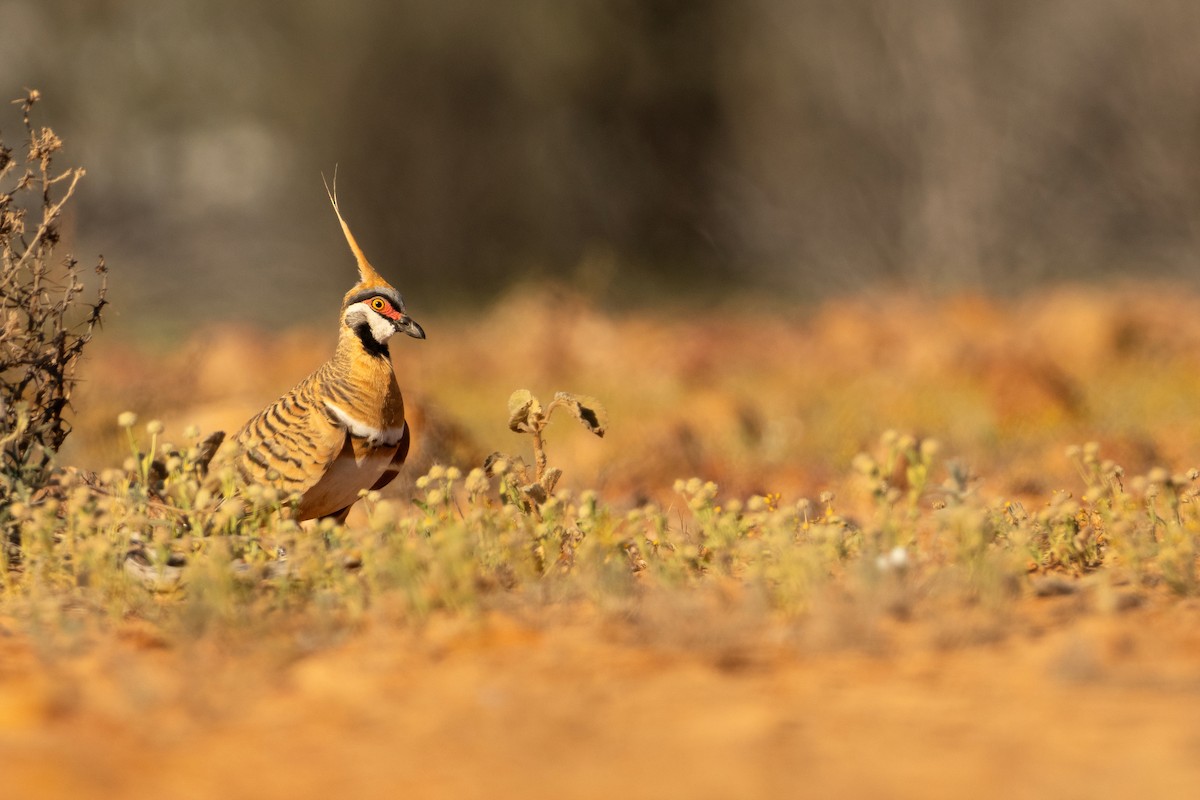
(324, 177), (426, 347)
(341, 286), (425, 345)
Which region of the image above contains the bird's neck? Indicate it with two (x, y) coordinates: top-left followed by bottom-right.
(348, 320), (390, 359)
(333, 323), (395, 374)
(327, 324), (405, 429)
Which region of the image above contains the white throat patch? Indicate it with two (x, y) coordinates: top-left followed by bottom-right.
(344, 302), (397, 345)
(324, 401), (407, 446)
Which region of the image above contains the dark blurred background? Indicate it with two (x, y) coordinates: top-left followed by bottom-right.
(4, 1), (1200, 329)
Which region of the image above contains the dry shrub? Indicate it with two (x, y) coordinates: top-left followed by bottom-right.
(0, 90), (107, 548)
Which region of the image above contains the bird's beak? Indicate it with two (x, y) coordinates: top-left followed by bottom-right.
(396, 315), (426, 340)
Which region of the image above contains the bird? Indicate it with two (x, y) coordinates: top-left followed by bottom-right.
(225, 182), (425, 522)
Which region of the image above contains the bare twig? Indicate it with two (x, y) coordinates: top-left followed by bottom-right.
(1, 90), (108, 553)
(14, 167), (84, 269)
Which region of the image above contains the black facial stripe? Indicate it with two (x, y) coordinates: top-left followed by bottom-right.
(345, 287), (405, 311)
(353, 321), (391, 358)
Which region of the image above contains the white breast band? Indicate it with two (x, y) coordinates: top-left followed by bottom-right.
(325, 401), (407, 446)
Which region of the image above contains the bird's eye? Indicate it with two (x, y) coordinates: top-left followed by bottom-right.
(370, 297), (386, 311)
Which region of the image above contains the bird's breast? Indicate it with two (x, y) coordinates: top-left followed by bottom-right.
(296, 438), (399, 520)
(323, 401), (406, 447)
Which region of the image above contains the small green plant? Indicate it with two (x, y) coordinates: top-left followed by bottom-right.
(487, 389), (607, 519)
(852, 430), (941, 553)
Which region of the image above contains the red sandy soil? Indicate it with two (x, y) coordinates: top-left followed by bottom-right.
(4, 592), (1200, 800)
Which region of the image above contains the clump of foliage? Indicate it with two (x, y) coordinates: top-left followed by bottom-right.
(6, 408), (1200, 642)
(480, 389), (607, 572)
(1, 90), (107, 550)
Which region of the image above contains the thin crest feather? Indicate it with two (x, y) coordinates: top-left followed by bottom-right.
(322, 170), (387, 289)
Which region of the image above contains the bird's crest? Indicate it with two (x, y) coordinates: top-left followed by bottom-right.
(322, 171), (391, 294)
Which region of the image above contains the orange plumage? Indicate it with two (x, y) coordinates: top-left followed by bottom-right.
(226, 182), (425, 522)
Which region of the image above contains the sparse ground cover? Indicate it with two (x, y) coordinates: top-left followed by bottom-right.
(4, 284), (1200, 798)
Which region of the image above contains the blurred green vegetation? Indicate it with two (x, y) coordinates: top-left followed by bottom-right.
(4, 1), (1200, 329)
(7, 422), (1199, 640)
